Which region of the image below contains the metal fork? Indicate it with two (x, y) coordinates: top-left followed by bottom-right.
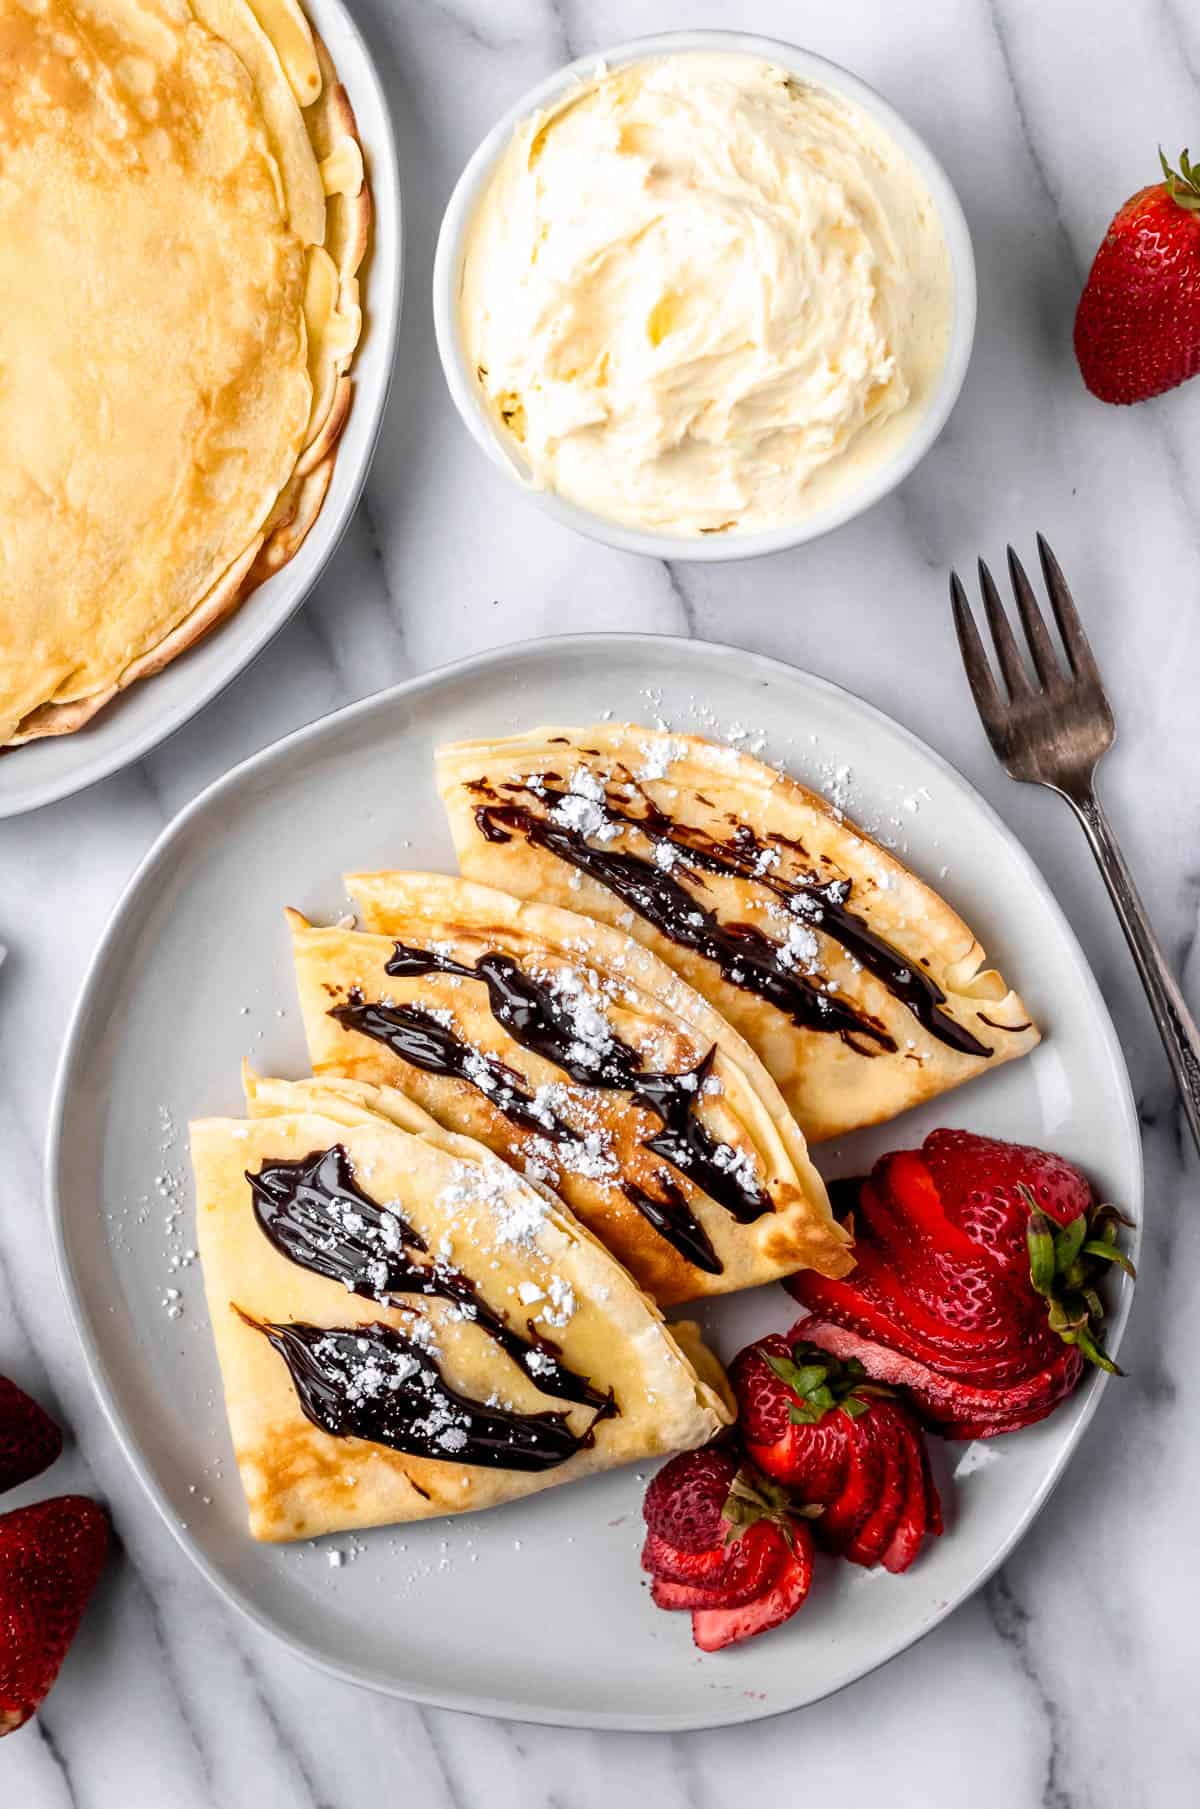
(951, 534), (1200, 1153)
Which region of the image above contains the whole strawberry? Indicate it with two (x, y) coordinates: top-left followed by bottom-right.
(1075, 149), (1200, 403)
(0, 1496), (108, 1735)
(641, 1445), (817, 1651)
(0, 1378), (63, 1496)
(731, 1336), (942, 1574)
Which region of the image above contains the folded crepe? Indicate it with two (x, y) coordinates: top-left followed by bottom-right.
(435, 726), (1040, 1143)
(287, 874), (849, 1306)
(191, 1070), (731, 1541)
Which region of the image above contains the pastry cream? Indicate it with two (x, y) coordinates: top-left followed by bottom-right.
(459, 55), (955, 537)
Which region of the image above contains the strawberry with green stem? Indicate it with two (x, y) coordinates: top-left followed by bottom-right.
(731, 1336), (942, 1574)
(640, 1444), (818, 1651)
(789, 1129), (1136, 1439)
(1075, 148), (1200, 404)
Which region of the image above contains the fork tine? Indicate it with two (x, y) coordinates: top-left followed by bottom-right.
(1036, 533), (1102, 684)
(950, 571), (1005, 732)
(977, 557), (1031, 697)
(1006, 545), (1062, 688)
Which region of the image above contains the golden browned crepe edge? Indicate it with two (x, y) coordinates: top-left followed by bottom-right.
(5, 20), (372, 750)
(193, 1076), (733, 1540)
(433, 725), (1042, 1141)
(299, 873), (853, 1292)
(243, 1065), (744, 1396)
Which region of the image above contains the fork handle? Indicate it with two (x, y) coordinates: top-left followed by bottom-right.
(1067, 787), (1200, 1153)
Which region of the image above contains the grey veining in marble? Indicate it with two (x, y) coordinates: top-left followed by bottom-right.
(3, 0), (1199, 1802)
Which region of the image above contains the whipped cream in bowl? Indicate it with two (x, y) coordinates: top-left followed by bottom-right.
(434, 33), (975, 560)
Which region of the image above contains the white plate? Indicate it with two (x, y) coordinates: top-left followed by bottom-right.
(0, 0), (402, 820)
(48, 635), (1140, 1730)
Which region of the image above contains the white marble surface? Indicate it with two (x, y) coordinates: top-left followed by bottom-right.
(3, 0), (1200, 1800)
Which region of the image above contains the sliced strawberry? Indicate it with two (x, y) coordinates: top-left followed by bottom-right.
(790, 1128), (1132, 1430)
(732, 1335), (853, 1499)
(707, 1521), (792, 1607)
(691, 1526), (814, 1653)
(641, 1444), (818, 1641)
(648, 1523), (796, 1616)
(640, 1533), (729, 1586)
(744, 1414), (850, 1500)
(651, 1575), (724, 1612)
(869, 1153), (1047, 1345)
(922, 1439), (944, 1537)
(816, 1415), (882, 1549)
(880, 1415), (937, 1574)
(641, 1520), (792, 1608)
(843, 1405), (907, 1568)
(792, 1253), (1050, 1388)
(924, 1128), (1093, 1277)
(795, 1315), (1083, 1438)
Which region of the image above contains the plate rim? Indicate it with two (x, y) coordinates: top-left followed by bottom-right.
(0, 0), (404, 821)
(46, 631), (1142, 1730)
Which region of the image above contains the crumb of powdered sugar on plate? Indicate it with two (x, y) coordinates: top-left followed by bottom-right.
(954, 1442), (1002, 1480)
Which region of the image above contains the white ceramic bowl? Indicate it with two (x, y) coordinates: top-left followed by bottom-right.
(433, 30), (976, 563)
(0, 0), (402, 819)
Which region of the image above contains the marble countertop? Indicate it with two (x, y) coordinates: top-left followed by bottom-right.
(3, 0), (1200, 1801)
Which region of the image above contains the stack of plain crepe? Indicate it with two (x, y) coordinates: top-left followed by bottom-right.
(0, 0), (369, 744)
(191, 726), (1039, 1542)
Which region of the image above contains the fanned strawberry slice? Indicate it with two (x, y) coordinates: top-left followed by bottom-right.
(925, 1128), (1100, 1267)
(651, 1520), (792, 1613)
(641, 1445), (821, 1650)
(816, 1419), (882, 1548)
(793, 1256), (1051, 1388)
(788, 1129), (1134, 1440)
(652, 1575), (724, 1612)
(842, 1405), (908, 1568)
(691, 1525), (815, 1653)
(881, 1415), (935, 1574)
(731, 1334), (940, 1573)
(641, 1533), (729, 1586)
(642, 1519), (792, 1606)
(795, 1315), (1083, 1439)
(732, 1333), (855, 1500)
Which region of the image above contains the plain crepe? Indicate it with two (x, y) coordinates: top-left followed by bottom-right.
(0, 0), (369, 745)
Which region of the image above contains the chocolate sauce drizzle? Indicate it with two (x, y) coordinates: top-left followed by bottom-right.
(329, 994), (724, 1274)
(245, 1317), (591, 1472)
(622, 1175), (720, 1273)
(331, 934), (778, 1272)
(469, 776), (991, 1061)
(246, 1145), (610, 1413)
(383, 944), (771, 1227)
(328, 1000), (565, 1138)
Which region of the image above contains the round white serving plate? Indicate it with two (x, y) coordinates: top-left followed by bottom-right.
(0, 0), (402, 821)
(48, 635), (1140, 1731)
(433, 30), (977, 563)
